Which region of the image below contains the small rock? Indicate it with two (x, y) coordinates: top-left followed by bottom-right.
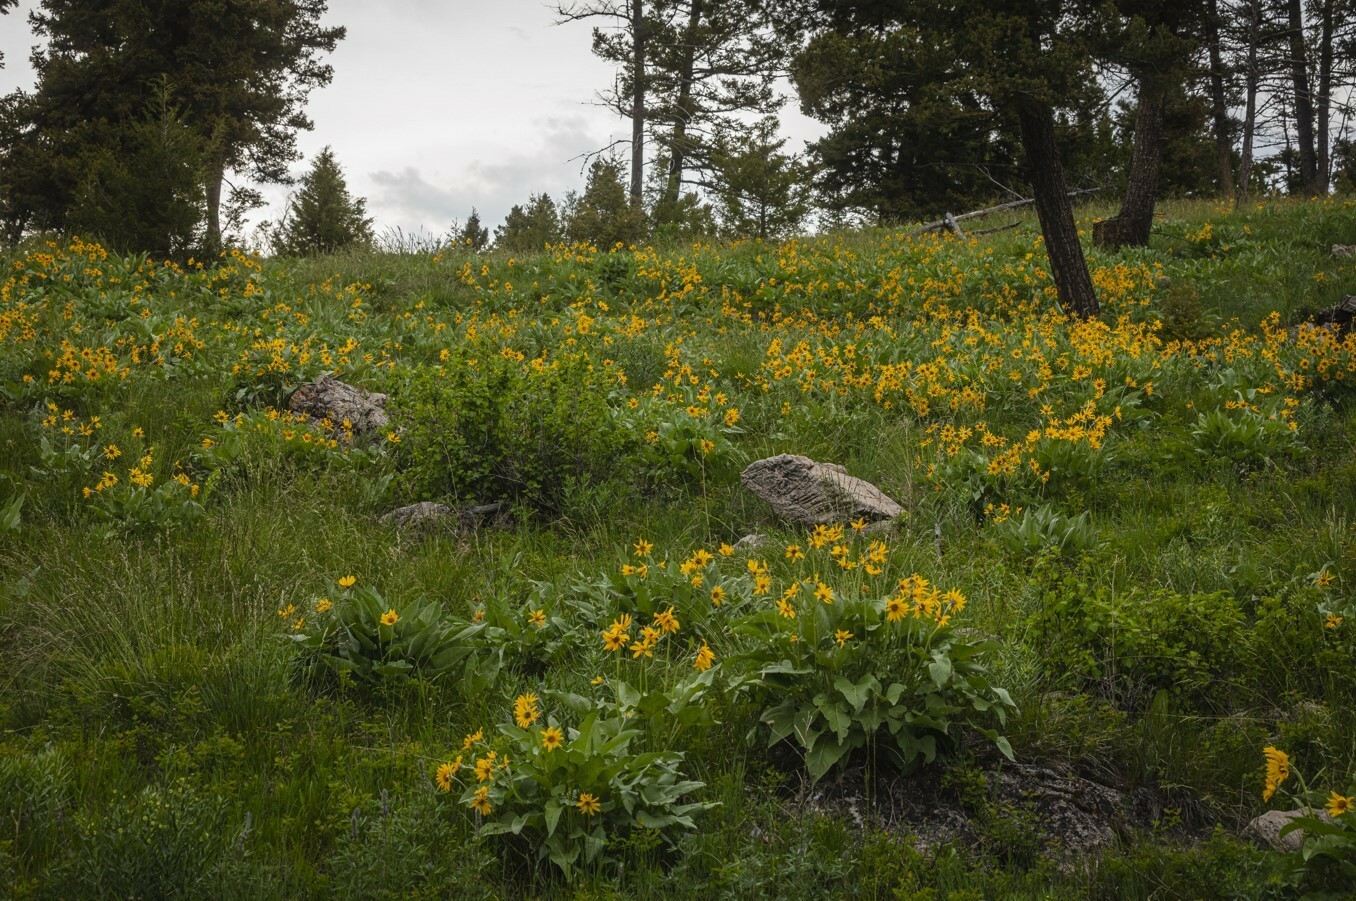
(1244, 808), (1330, 852)
(380, 501), (505, 532)
(1333, 244), (1354, 258)
(734, 533), (769, 551)
(1314, 296), (1356, 335)
(289, 375), (389, 434)
(741, 454), (903, 527)
(380, 502), (452, 530)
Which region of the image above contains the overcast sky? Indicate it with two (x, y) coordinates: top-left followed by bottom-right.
(0, 0), (825, 243)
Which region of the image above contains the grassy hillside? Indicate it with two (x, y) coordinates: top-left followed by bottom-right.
(1, 198), (1354, 898)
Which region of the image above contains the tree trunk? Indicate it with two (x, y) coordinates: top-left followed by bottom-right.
(205, 158), (224, 254)
(1206, 0), (1236, 198)
(1286, 0), (1318, 193)
(662, 0), (702, 210)
(1315, 0), (1333, 193)
(629, 0), (645, 220)
(1238, 0), (1261, 202)
(1016, 101), (1100, 319)
(1094, 81), (1166, 249)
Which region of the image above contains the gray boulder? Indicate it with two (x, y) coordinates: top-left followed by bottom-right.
(380, 502), (452, 530)
(1244, 808), (1330, 852)
(741, 454), (903, 527)
(380, 501), (505, 533)
(289, 375), (389, 434)
(1333, 244), (1354, 258)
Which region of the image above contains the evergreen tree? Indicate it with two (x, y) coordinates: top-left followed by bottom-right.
(66, 79), (208, 258)
(457, 208), (490, 250)
(271, 147), (373, 256)
(563, 157), (644, 247)
(770, 1), (1103, 318)
(707, 118), (809, 239)
(6, 0), (343, 252)
(790, 25), (1024, 224)
(494, 194), (563, 252)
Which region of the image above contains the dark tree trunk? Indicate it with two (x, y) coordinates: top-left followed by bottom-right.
(630, 0), (646, 216)
(1206, 0), (1236, 198)
(1094, 81), (1166, 249)
(1286, 0), (1319, 192)
(1315, 0), (1333, 193)
(205, 159), (224, 254)
(1239, 0), (1261, 202)
(1016, 101), (1100, 319)
(663, 0), (702, 210)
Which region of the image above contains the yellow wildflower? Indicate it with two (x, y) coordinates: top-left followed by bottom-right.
(514, 693), (541, 728)
(1262, 747), (1290, 801)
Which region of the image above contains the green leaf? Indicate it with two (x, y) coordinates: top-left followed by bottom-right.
(806, 737), (850, 782)
(544, 799), (563, 837)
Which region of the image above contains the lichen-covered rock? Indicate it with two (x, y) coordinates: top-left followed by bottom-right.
(379, 501), (505, 533)
(741, 454), (903, 526)
(1244, 808), (1330, 852)
(734, 533), (769, 551)
(289, 375), (389, 434)
(1333, 244), (1354, 258)
(380, 502), (452, 530)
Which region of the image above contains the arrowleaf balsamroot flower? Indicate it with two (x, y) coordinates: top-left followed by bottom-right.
(694, 642), (715, 671)
(380, 608), (399, 626)
(576, 792), (601, 815)
(1262, 747), (1290, 801)
(436, 762), (455, 792)
(514, 693), (541, 728)
(338, 575), (357, 589)
(541, 726), (564, 751)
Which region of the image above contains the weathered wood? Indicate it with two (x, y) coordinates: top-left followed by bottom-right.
(908, 188), (1101, 237)
(970, 221), (1021, 237)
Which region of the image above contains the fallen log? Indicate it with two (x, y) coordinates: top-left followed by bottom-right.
(909, 188), (1102, 237)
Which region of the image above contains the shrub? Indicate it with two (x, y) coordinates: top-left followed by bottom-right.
(734, 575), (1015, 781)
(1031, 570), (1247, 709)
(443, 705), (714, 879)
(287, 581), (498, 688)
(992, 505), (1100, 558)
(388, 350), (629, 513)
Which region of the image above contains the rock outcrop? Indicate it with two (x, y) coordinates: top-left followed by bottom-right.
(741, 454), (903, 527)
(289, 375), (389, 434)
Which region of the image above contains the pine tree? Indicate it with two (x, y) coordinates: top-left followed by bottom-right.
(563, 157), (645, 247)
(494, 194), (563, 252)
(271, 147), (372, 256)
(457, 208), (490, 251)
(707, 118), (809, 239)
(771, 1), (1103, 319)
(8, 0), (343, 252)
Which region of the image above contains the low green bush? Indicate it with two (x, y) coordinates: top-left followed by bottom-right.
(388, 349), (630, 513)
